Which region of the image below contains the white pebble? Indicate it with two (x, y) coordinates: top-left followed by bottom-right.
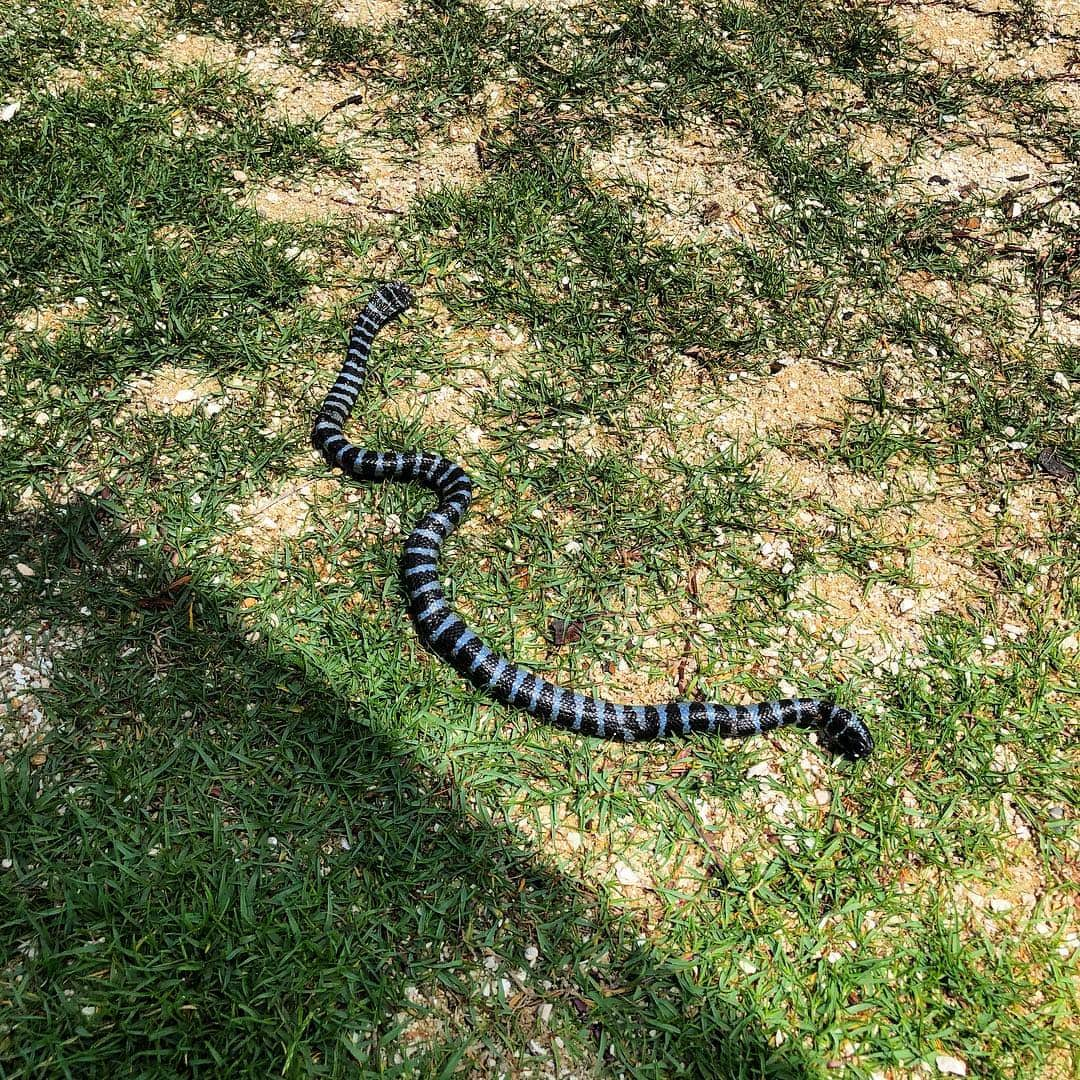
(15, 563), (34, 577)
(174, 388), (196, 403)
(935, 1053), (967, 1076)
(899, 597), (916, 614)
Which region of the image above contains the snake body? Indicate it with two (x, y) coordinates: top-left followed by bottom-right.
(311, 283), (873, 761)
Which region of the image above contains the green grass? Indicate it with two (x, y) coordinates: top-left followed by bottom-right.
(1, 0), (1077, 1076)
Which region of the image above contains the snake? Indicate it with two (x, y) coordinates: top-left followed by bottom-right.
(311, 283), (873, 761)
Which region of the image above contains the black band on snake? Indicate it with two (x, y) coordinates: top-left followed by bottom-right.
(311, 284), (873, 761)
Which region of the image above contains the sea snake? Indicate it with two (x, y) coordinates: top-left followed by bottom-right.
(311, 283), (873, 761)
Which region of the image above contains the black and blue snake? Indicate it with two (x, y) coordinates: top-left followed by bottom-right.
(311, 283), (873, 761)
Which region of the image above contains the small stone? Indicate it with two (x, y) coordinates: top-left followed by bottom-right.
(899, 597), (916, 614)
(935, 1053), (967, 1075)
(524, 946), (538, 963)
(174, 388), (197, 403)
(738, 959), (758, 974)
(15, 563), (34, 577)
(1048, 806), (1065, 820)
(615, 863), (640, 885)
(0, 101), (20, 122)
(988, 897), (1013, 913)
(232, 169), (248, 184)
(538, 1002), (553, 1025)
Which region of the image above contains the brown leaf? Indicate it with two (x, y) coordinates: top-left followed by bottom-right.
(137, 574), (193, 610)
(700, 200), (725, 224)
(676, 656), (692, 696)
(548, 617), (584, 647)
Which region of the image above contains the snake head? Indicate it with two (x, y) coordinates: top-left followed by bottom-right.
(818, 704), (873, 761)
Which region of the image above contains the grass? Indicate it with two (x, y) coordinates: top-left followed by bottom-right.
(1, 0), (1077, 1076)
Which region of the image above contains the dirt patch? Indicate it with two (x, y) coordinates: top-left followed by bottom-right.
(0, 615), (84, 765)
(637, 358), (865, 467)
(96, 0), (155, 31)
(155, 30), (236, 68)
(901, 127), (1056, 201)
(886, 0), (1076, 79)
(156, 35), (363, 124)
(10, 300), (95, 340)
(845, 121), (919, 176)
(246, 132), (483, 223)
(325, 0), (405, 27)
(122, 365), (224, 416)
(221, 473), (339, 557)
(588, 123), (769, 244)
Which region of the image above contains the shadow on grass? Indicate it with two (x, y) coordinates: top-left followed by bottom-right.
(0, 500), (815, 1078)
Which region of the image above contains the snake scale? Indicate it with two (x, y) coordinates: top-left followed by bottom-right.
(311, 283), (873, 761)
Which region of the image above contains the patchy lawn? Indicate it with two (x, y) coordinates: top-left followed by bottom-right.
(1, 0), (1077, 1075)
